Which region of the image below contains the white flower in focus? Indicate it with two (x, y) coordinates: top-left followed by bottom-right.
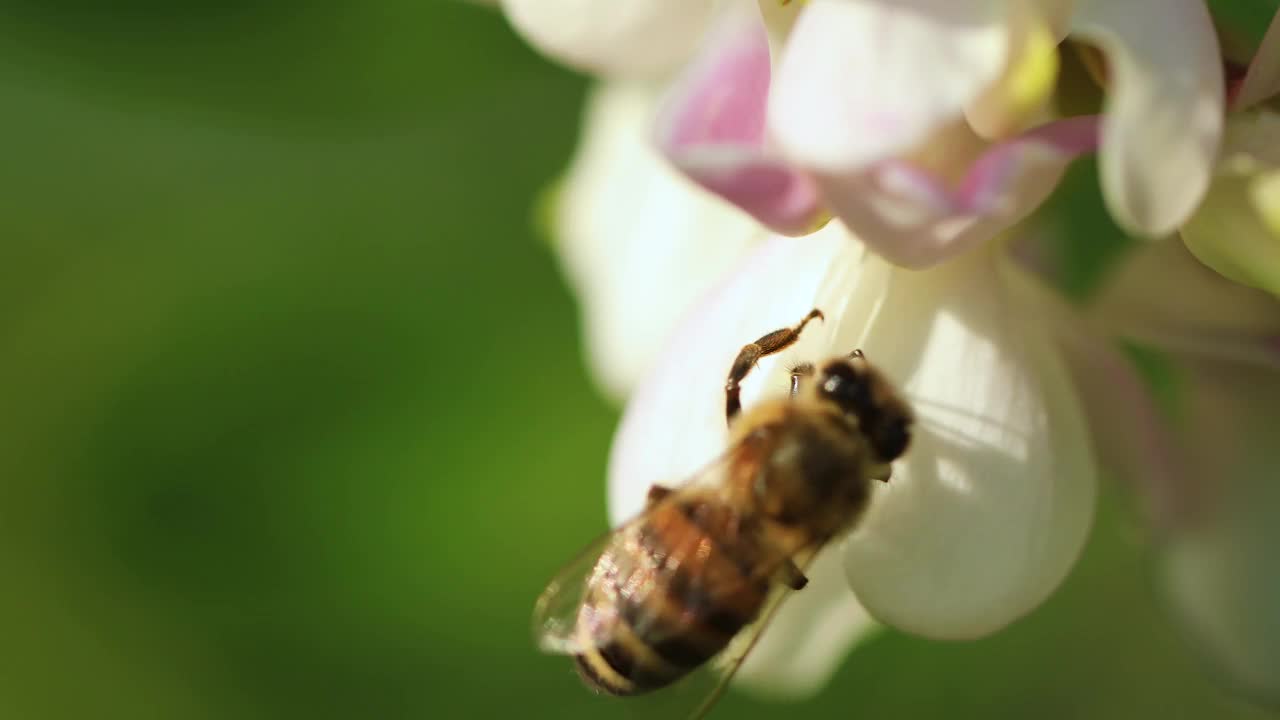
(606, 228), (1096, 683)
(544, 46), (1100, 693)
(502, 0), (1273, 701)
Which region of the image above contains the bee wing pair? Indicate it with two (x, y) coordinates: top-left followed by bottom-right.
(533, 444), (826, 720)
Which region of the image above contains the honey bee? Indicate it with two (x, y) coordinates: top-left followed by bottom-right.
(533, 308), (913, 717)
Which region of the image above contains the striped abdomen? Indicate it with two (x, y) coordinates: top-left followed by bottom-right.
(572, 498), (771, 695)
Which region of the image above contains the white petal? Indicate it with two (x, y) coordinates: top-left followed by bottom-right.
(1158, 358), (1280, 701)
(769, 0), (1011, 172)
(555, 82), (762, 399)
(840, 250), (1097, 639)
(501, 0), (717, 77)
(1069, 0), (1224, 236)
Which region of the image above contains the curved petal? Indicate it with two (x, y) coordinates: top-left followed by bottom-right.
(817, 117), (1099, 268)
(1181, 171), (1280, 298)
(555, 81), (762, 399)
(1069, 0), (1224, 236)
(1182, 111), (1280, 297)
(1232, 8), (1280, 109)
(769, 0), (1012, 173)
(657, 9), (825, 235)
(501, 0), (716, 77)
(840, 249), (1097, 639)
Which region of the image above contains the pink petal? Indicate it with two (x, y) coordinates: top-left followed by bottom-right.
(1232, 9), (1280, 109)
(656, 10), (824, 235)
(818, 117), (1100, 268)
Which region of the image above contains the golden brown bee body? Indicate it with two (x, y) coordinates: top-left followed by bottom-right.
(535, 309), (913, 708)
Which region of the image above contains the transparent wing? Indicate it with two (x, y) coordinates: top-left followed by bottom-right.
(688, 547), (822, 720)
(562, 546), (824, 720)
(531, 446), (743, 656)
(533, 427), (837, 719)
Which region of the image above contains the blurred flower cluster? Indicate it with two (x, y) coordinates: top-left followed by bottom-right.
(495, 0), (1280, 705)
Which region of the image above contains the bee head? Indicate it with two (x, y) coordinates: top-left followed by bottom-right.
(817, 351), (913, 461)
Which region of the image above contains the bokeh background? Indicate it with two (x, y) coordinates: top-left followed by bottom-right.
(0, 3), (1274, 719)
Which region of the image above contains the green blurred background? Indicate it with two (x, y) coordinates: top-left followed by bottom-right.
(0, 3), (1273, 718)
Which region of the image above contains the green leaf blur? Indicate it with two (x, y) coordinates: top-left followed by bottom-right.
(0, 4), (1273, 719)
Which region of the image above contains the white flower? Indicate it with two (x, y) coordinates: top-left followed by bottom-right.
(554, 78), (1097, 692)
(504, 0), (1277, 702)
(607, 227), (1096, 681)
(553, 81), (764, 398)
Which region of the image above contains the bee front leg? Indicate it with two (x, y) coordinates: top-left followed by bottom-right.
(725, 309), (824, 424)
(869, 463), (893, 483)
(777, 559), (809, 591)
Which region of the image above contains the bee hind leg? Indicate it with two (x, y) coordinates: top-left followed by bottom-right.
(725, 309), (824, 424)
(777, 559), (809, 590)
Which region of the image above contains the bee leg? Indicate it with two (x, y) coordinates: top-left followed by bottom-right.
(777, 559), (809, 591)
(789, 362), (815, 397)
(725, 309), (825, 424)
(646, 484), (675, 507)
(869, 463), (893, 483)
